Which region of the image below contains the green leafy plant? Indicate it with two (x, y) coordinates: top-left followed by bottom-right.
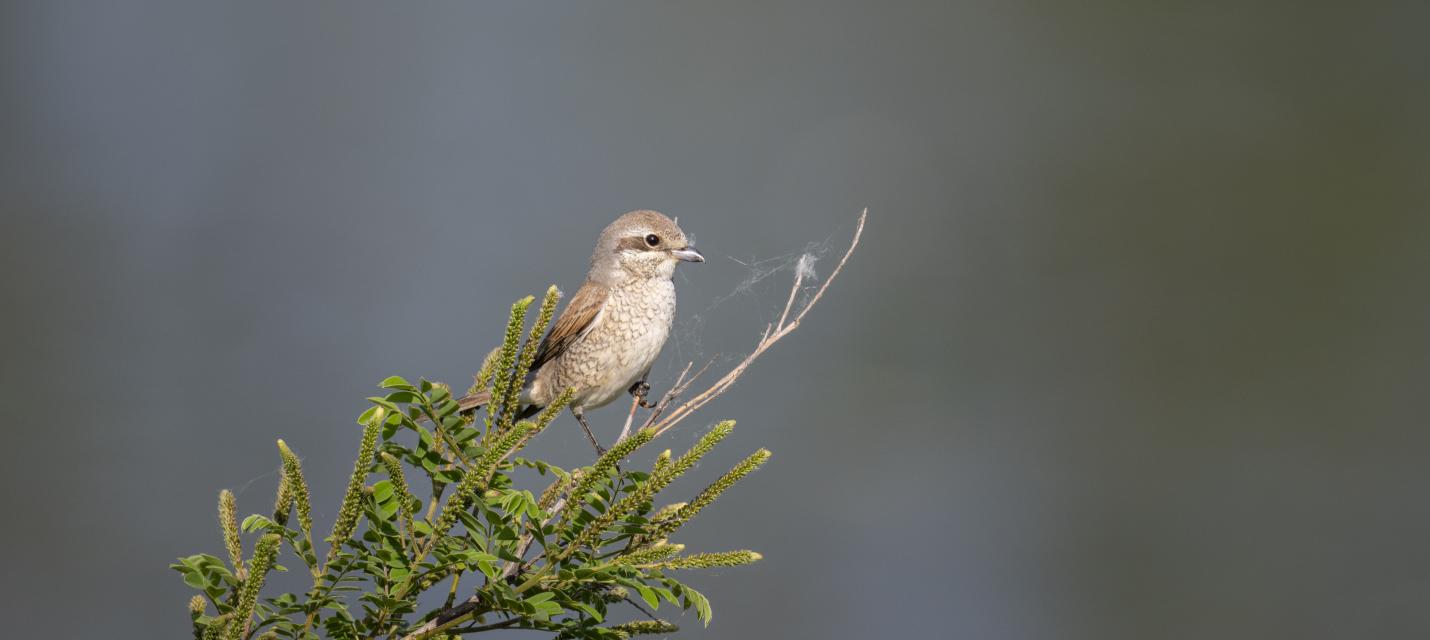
(174, 213), (865, 639)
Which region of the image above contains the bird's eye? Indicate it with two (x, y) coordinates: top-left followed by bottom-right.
(645, 234), (661, 247)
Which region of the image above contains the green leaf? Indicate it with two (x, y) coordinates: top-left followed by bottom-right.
(686, 586), (713, 626)
(654, 587), (678, 606)
(379, 375), (413, 390)
(458, 550), (500, 565)
(376, 499), (399, 521)
(242, 514), (276, 533)
(635, 584), (660, 610)
(533, 600), (563, 620)
(569, 602), (604, 622)
(475, 560), (497, 579)
(371, 480), (394, 503)
(366, 396), (400, 412)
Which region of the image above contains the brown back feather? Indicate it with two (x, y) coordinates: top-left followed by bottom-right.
(531, 280), (607, 372)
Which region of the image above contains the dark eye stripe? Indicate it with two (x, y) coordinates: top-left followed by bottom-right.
(616, 235), (659, 252)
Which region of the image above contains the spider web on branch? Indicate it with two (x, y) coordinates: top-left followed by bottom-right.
(666, 231), (840, 379)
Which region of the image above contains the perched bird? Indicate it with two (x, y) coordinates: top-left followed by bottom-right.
(458, 210), (704, 451)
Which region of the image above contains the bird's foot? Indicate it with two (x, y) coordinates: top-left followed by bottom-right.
(629, 380), (657, 408)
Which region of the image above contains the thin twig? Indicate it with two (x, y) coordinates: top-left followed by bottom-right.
(776, 260), (806, 330)
(638, 360), (708, 430)
(501, 495), (567, 580)
(785, 210), (865, 331)
(668, 360), (695, 396)
(399, 598), (486, 640)
(616, 394), (641, 444)
(625, 596), (658, 620)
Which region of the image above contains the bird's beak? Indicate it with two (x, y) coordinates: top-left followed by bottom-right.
(671, 247), (705, 263)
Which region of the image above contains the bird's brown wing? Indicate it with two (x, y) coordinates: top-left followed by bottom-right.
(531, 281), (608, 371)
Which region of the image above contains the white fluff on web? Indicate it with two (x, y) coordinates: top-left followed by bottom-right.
(794, 252), (819, 282)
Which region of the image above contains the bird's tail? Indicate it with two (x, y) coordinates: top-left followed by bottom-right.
(456, 390), (491, 414)
(454, 390), (542, 420)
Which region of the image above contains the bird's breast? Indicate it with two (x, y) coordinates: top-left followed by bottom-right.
(536, 279), (676, 410)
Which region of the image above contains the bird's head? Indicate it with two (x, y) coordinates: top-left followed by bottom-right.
(590, 210), (703, 283)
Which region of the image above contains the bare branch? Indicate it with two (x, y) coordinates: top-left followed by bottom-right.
(640, 358), (712, 431)
(399, 598), (486, 640)
(776, 261), (805, 330)
(616, 395), (641, 444)
(500, 493), (568, 580)
(785, 208), (865, 331)
(445, 617), (523, 634)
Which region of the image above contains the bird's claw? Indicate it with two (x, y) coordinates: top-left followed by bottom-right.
(629, 380), (657, 408)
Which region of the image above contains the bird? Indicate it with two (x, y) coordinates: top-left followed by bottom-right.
(456, 210), (704, 452)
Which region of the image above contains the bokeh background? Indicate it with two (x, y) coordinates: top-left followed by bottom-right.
(4, 2), (1429, 638)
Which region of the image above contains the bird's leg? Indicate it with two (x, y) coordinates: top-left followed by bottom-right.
(628, 378), (657, 409)
(572, 407), (605, 455)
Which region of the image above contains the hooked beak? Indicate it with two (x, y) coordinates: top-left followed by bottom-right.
(671, 247), (705, 263)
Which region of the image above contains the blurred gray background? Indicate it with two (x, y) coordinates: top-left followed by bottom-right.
(3, 2), (1430, 638)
